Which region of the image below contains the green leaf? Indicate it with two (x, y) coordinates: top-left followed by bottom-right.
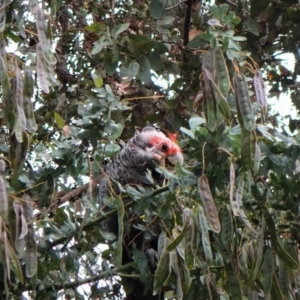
(158, 15), (174, 26)
(111, 23), (130, 40)
(257, 124), (274, 141)
(104, 143), (121, 157)
(188, 117), (206, 129)
(110, 123), (123, 140)
(264, 209), (298, 270)
(224, 262), (243, 299)
(223, 30), (234, 38)
(91, 72), (103, 88)
(150, 0), (164, 19)
(153, 42), (169, 54)
(180, 127), (195, 139)
(263, 246), (274, 300)
(167, 225), (188, 252)
(187, 35), (209, 48)
(148, 51), (163, 73)
(278, 257), (289, 299)
(246, 17), (259, 36)
(104, 59), (118, 76)
(128, 35), (154, 57)
(232, 36), (247, 42)
(137, 56), (152, 85)
(91, 36), (110, 55)
(54, 112), (65, 129)
(85, 22), (106, 34)
(120, 61), (140, 80)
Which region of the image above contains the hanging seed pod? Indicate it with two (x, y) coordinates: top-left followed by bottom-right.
(241, 129), (252, 170)
(183, 208), (194, 268)
(253, 70), (267, 109)
(0, 56), (9, 95)
(202, 67), (223, 123)
(23, 68), (37, 133)
(167, 224), (188, 252)
(36, 7), (49, 46)
(197, 174), (221, 233)
(36, 43), (50, 93)
(214, 48), (230, 97)
(202, 50), (214, 73)
(234, 73), (255, 131)
(0, 159), (5, 173)
(253, 142), (261, 174)
(43, 48), (57, 66)
(202, 51), (218, 131)
(13, 201), (28, 254)
(10, 132), (29, 185)
(249, 216), (265, 283)
(235, 178), (256, 233)
(229, 161), (239, 215)
(25, 228), (37, 278)
(213, 48), (231, 121)
(201, 75), (217, 132)
(5, 77), (16, 129)
(198, 205), (213, 265)
(170, 250), (183, 300)
(0, 7), (6, 33)
(21, 194), (33, 222)
(15, 67), (26, 134)
(3, 230), (10, 281)
(221, 205), (233, 255)
(153, 232), (170, 295)
(0, 164), (8, 219)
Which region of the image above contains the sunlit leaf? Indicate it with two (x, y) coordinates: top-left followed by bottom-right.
(91, 72), (103, 88)
(111, 23), (129, 40)
(120, 61), (140, 80)
(85, 22), (106, 33)
(54, 112), (65, 129)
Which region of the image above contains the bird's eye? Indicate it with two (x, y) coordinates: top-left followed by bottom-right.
(161, 144), (168, 151)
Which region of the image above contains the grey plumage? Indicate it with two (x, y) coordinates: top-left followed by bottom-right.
(98, 126), (183, 299)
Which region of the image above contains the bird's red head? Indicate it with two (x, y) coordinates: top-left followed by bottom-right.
(140, 128), (183, 165)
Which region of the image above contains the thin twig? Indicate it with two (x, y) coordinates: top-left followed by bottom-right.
(165, 0), (187, 11)
(202, 142), (207, 174)
(225, 0), (238, 6)
(124, 95), (165, 101)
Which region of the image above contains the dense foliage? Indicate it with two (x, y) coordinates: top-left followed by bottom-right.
(1, 0), (300, 299)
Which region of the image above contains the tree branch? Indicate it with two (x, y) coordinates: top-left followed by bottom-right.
(38, 185), (169, 253)
(34, 175), (103, 220)
(183, 0), (193, 47)
(25, 262), (135, 292)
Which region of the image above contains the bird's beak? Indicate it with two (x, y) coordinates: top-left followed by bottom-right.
(168, 152), (184, 165)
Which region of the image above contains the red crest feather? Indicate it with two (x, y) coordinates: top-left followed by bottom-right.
(167, 132), (178, 142)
